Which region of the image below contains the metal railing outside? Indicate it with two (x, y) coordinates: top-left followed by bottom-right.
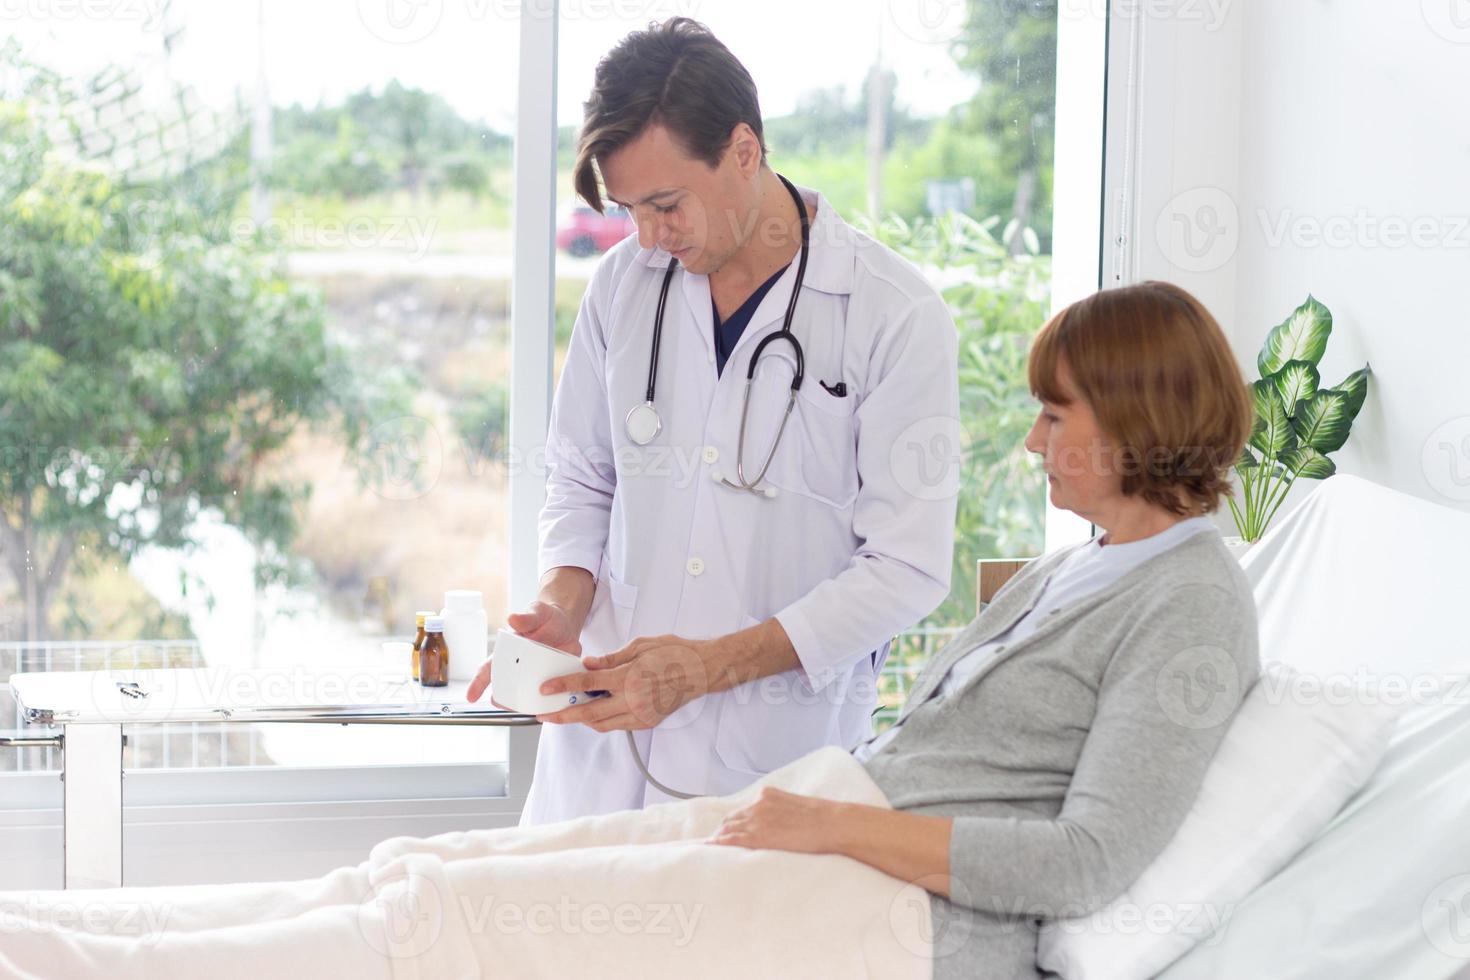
(875, 624), (965, 732)
(0, 640), (272, 772)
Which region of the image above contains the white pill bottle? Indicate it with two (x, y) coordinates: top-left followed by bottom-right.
(440, 590), (489, 682)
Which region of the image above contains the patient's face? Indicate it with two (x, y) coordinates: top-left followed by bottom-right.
(1024, 359), (1121, 520)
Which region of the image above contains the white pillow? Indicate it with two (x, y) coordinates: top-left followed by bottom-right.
(1035, 661), (1401, 980)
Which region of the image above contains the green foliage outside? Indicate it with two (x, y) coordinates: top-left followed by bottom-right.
(0, 59), (392, 643)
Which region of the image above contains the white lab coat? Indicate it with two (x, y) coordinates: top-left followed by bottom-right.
(521, 187), (959, 825)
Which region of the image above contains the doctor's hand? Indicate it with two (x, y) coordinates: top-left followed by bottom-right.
(709, 787), (843, 855)
(466, 601), (581, 703)
(533, 634), (712, 731)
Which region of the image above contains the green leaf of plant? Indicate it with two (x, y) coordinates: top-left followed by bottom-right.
(1271, 360), (1320, 418)
(1249, 379), (1296, 458)
(1279, 447), (1336, 480)
(1292, 390), (1353, 454)
(1237, 445), (1259, 469)
(1258, 295), (1333, 376)
(1331, 365), (1371, 419)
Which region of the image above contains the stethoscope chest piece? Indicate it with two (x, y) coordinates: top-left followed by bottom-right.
(625, 401), (662, 445)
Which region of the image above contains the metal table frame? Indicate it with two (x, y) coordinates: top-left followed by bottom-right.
(3, 669), (539, 889)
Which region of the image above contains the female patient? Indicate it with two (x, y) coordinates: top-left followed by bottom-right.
(705, 279), (1260, 978)
(0, 282), (1258, 980)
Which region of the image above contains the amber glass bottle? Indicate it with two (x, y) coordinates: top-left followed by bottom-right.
(411, 611), (434, 681)
(419, 616), (450, 687)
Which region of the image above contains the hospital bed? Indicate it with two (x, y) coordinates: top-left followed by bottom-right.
(1151, 476), (1470, 979)
(1, 474), (1466, 980)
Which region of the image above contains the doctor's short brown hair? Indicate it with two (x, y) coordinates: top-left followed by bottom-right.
(573, 17), (768, 212)
(1028, 281), (1254, 516)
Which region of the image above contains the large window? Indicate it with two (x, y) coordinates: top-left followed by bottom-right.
(2, 0), (1104, 884)
(1, 0), (520, 775)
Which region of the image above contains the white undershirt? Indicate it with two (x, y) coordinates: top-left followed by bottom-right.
(852, 516), (1217, 763)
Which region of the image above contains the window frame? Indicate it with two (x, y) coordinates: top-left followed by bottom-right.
(0, 3), (1113, 863)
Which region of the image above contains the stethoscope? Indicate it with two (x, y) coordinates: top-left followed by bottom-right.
(623, 173), (810, 499)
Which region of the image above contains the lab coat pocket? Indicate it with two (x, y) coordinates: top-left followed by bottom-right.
(712, 615), (843, 776)
(581, 563), (639, 657)
(751, 371), (860, 509)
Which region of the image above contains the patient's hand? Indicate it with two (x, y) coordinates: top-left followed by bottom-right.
(709, 787), (841, 855)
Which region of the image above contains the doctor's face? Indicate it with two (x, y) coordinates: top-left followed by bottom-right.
(598, 121), (764, 276)
(1023, 358), (1124, 522)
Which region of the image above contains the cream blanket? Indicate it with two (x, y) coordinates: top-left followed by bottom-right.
(0, 747), (933, 979)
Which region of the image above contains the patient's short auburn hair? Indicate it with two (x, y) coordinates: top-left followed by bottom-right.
(1028, 281), (1253, 516)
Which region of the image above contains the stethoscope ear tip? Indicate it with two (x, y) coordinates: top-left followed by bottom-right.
(763, 486), (778, 499)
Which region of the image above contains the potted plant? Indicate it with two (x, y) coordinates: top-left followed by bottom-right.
(1228, 296), (1370, 552)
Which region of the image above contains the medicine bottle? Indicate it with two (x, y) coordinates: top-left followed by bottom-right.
(419, 616), (450, 687)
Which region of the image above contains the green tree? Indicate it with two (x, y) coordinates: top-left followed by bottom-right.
(953, 0), (1058, 251)
(864, 211), (1049, 626)
(0, 70), (374, 643)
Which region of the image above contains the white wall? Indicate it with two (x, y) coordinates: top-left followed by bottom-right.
(1126, 0), (1470, 517)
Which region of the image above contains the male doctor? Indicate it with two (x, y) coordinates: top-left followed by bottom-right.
(468, 17), (960, 825)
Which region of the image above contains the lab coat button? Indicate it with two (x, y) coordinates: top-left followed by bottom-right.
(702, 446), (719, 464)
(686, 557), (705, 576)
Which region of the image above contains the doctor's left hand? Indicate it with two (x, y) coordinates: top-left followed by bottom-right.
(534, 634), (713, 731)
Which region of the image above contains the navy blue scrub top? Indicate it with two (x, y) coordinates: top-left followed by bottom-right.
(712, 263), (791, 377)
